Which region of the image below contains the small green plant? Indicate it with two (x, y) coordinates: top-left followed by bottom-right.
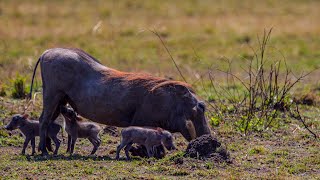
(10, 75), (27, 99)
(0, 85), (6, 97)
(248, 146), (267, 155)
(170, 169), (189, 176)
(209, 116), (221, 127)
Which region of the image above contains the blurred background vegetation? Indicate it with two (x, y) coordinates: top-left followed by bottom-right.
(0, 0), (319, 85)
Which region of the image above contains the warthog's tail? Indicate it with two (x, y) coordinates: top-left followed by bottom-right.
(186, 120), (197, 140)
(27, 56), (42, 100)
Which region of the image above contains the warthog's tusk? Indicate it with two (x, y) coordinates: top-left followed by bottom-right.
(186, 120), (196, 140)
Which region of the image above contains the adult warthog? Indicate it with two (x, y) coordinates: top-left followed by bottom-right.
(30, 48), (211, 155)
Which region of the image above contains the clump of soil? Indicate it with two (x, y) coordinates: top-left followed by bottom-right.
(293, 92), (320, 106)
(129, 144), (166, 159)
(185, 134), (231, 163)
(103, 126), (118, 137)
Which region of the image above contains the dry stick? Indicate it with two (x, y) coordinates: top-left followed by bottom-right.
(207, 72), (230, 118)
(290, 105), (318, 139)
(199, 76), (221, 118)
(150, 29), (187, 83)
(190, 63), (215, 86)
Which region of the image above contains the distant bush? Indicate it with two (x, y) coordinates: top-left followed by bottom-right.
(10, 75), (27, 99)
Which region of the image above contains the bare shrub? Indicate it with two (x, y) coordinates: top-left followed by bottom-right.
(203, 29), (315, 135)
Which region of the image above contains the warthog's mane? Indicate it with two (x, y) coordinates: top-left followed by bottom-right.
(69, 47), (193, 93)
(106, 69), (193, 93)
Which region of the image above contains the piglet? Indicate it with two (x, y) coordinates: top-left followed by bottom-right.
(5, 114), (61, 155)
(60, 106), (102, 155)
(116, 126), (176, 160)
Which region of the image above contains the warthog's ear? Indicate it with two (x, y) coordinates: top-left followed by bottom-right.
(174, 85), (192, 98)
(76, 116), (83, 121)
(22, 114), (29, 119)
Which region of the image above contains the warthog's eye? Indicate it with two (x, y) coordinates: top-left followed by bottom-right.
(198, 102), (206, 112)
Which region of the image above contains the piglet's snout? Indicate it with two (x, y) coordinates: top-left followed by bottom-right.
(166, 144), (176, 151)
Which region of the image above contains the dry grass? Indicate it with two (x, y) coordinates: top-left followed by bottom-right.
(0, 0), (320, 84)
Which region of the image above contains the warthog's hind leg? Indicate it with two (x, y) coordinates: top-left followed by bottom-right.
(39, 92), (65, 156)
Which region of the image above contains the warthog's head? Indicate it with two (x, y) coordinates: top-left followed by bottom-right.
(5, 114), (28, 130)
(158, 128), (176, 151)
(169, 84), (211, 141)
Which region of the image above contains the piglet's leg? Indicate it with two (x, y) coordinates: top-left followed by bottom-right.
(145, 146), (154, 158)
(31, 138), (36, 155)
(22, 137), (31, 155)
(124, 142), (133, 161)
(70, 137), (77, 155)
(50, 136), (61, 155)
(116, 141), (127, 160)
(88, 137), (98, 155)
(66, 135), (71, 153)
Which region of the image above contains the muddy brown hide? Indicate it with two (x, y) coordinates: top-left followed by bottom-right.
(29, 48), (210, 154)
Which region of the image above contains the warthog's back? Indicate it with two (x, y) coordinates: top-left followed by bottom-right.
(40, 48), (107, 88)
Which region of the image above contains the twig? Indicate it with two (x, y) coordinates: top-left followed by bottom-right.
(150, 29), (187, 83)
(289, 105), (318, 139)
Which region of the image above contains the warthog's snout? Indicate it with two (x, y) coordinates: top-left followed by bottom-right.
(168, 146), (176, 151)
(5, 125), (12, 131)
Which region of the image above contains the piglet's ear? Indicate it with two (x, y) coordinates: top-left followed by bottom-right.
(22, 114), (29, 119)
(156, 127), (163, 134)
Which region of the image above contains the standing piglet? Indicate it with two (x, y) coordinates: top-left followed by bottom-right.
(5, 114), (61, 155)
(60, 106), (102, 155)
(116, 127), (176, 160)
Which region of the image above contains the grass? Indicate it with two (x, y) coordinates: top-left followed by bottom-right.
(0, 97), (319, 179)
(0, 0), (319, 179)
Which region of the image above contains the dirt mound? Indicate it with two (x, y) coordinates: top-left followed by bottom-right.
(185, 134), (230, 162)
(129, 144), (166, 159)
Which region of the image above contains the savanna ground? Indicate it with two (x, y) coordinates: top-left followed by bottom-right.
(0, 0), (319, 179)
